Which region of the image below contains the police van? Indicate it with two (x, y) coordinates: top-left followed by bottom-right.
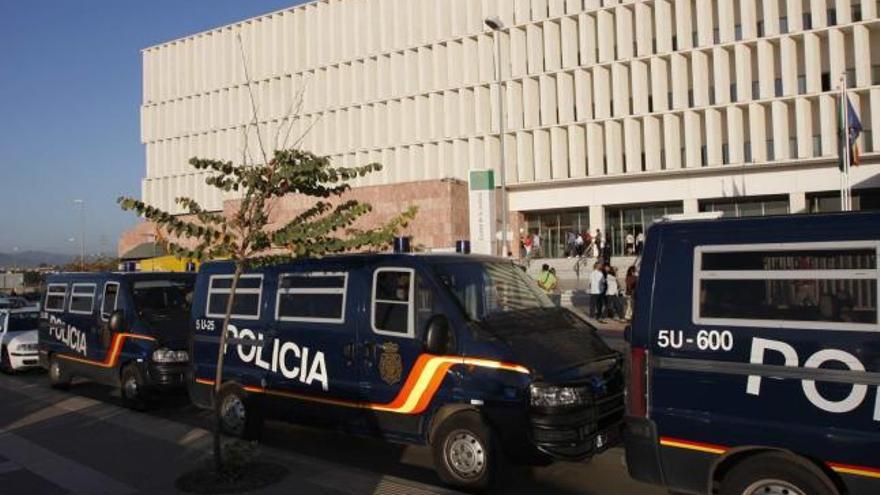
(189, 254), (624, 489)
(625, 212), (880, 495)
(39, 272), (195, 408)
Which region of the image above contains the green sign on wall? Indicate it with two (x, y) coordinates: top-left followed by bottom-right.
(469, 169), (495, 191)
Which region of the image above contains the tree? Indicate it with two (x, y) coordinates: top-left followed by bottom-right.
(118, 35), (417, 475)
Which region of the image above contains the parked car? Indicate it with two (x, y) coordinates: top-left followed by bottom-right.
(189, 255), (624, 490)
(38, 272), (196, 408)
(625, 212), (880, 495)
(0, 307), (40, 372)
(0, 296), (30, 310)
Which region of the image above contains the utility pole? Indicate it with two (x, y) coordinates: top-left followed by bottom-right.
(485, 16), (509, 258)
(73, 199), (85, 270)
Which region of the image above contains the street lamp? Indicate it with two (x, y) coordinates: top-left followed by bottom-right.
(485, 16), (510, 258)
(73, 199), (85, 271)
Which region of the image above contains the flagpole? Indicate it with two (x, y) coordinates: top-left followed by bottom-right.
(841, 72), (852, 211)
(837, 74), (848, 211)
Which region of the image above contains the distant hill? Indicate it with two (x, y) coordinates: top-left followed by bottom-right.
(0, 251), (74, 269)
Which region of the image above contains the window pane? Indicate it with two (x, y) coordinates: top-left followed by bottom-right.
(700, 279), (877, 324)
(102, 285), (118, 316)
(73, 285), (94, 295)
(280, 274), (345, 290)
(46, 294), (66, 311)
(208, 293), (260, 317)
(703, 250), (876, 271)
(376, 271), (411, 301)
(278, 293), (344, 320)
(374, 302), (409, 333)
(70, 295), (93, 313)
(211, 276), (262, 290)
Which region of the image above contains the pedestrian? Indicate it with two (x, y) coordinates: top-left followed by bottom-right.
(532, 233), (542, 258)
(625, 265), (638, 321)
(605, 267), (624, 321)
(636, 231), (645, 255)
(625, 232), (635, 255)
(589, 262), (607, 321)
(603, 237), (613, 266)
(523, 234), (533, 259)
(582, 230), (592, 257)
(536, 263), (557, 295)
(565, 231), (576, 258)
(574, 233), (585, 257)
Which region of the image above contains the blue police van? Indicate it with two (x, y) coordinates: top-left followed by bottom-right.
(39, 272), (195, 408)
(189, 254), (624, 489)
(625, 212), (880, 495)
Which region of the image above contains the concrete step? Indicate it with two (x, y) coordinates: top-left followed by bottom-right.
(526, 256), (638, 292)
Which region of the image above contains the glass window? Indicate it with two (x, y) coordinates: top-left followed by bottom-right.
(45, 284), (67, 313)
(700, 196), (789, 217)
(69, 284), (95, 314)
(522, 209), (590, 259)
(802, 13), (813, 30)
(779, 17), (789, 34)
(8, 311), (39, 331)
(373, 269), (413, 336)
(206, 275), (261, 319)
(101, 283), (119, 320)
(133, 279), (195, 319)
(696, 245), (879, 328)
(276, 272), (347, 323)
(605, 203), (683, 256)
(433, 261), (553, 322)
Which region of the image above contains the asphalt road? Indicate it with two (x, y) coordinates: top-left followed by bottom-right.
(0, 347), (662, 495)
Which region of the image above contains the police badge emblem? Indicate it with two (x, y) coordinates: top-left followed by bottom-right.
(378, 342), (403, 385)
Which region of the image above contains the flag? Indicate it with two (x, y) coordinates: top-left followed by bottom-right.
(846, 96), (863, 165)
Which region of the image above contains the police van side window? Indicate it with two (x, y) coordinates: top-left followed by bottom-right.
(372, 268), (414, 338)
(45, 284), (68, 313)
(101, 282), (120, 320)
(69, 284), (96, 315)
(694, 242), (879, 330)
(275, 272), (348, 323)
(206, 275), (263, 320)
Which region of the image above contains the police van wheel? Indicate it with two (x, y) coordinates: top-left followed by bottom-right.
(120, 364), (149, 411)
(0, 347), (14, 374)
(218, 386), (263, 441)
(719, 452), (839, 495)
(48, 356), (71, 389)
(432, 411), (497, 491)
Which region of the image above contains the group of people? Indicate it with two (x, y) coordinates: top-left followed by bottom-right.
(588, 262), (638, 323)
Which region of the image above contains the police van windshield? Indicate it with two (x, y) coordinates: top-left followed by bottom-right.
(132, 279), (194, 318)
(433, 261), (554, 321)
(7, 311), (39, 331)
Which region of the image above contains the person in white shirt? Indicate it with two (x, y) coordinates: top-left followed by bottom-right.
(589, 263), (606, 321)
(605, 267), (624, 321)
(625, 232), (635, 255)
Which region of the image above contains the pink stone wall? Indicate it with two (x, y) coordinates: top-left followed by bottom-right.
(119, 179), (470, 257)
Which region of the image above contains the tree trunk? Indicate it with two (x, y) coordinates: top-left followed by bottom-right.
(213, 264), (243, 472)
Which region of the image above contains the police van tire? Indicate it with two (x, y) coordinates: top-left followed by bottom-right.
(719, 452), (839, 495)
(120, 364), (149, 411)
(0, 347), (14, 374)
(47, 355), (71, 389)
(432, 411), (498, 491)
(217, 385), (263, 441)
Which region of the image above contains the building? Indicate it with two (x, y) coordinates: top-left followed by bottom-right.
(126, 0), (880, 259)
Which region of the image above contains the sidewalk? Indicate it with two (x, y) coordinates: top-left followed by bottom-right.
(0, 375), (460, 495)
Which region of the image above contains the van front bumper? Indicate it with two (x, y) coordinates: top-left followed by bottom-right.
(144, 362), (188, 389)
(530, 405), (623, 461)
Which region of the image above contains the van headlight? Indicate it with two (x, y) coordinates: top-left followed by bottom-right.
(529, 384), (587, 407)
(152, 348), (188, 363)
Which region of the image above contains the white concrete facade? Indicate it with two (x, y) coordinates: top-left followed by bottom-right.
(141, 0), (880, 233)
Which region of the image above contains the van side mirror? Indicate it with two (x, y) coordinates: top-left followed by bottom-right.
(425, 315), (455, 355)
(109, 310), (125, 334)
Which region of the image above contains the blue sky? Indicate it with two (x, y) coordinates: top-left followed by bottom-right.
(0, 1), (303, 255)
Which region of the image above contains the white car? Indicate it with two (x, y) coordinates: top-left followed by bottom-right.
(0, 308), (40, 373)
